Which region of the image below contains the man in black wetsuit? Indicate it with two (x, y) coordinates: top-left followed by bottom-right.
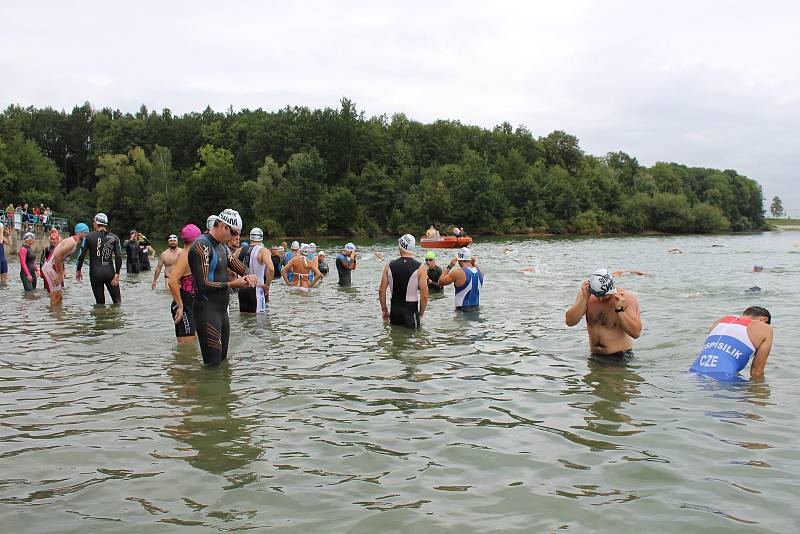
(424, 251), (443, 293)
(76, 212), (123, 304)
(124, 230), (141, 274)
(378, 234), (428, 328)
(188, 208), (257, 366)
(335, 242), (357, 287)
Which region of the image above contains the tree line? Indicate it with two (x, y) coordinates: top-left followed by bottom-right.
(0, 99), (765, 238)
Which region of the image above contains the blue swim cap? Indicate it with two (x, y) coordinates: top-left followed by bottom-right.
(74, 223), (89, 234)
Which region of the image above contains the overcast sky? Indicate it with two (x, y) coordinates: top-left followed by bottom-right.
(2, 1), (798, 212)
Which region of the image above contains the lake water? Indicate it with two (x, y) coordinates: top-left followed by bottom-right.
(1, 232), (799, 532)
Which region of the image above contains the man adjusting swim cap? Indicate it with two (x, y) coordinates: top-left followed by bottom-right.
(589, 268), (616, 297)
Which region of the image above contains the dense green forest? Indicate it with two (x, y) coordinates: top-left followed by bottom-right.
(0, 99), (764, 238)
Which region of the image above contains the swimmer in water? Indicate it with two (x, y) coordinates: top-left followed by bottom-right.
(75, 213), (123, 304)
(520, 266), (536, 273)
(689, 306), (773, 380)
(503, 247), (514, 254)
(0, 222), (9, 285)
(373, 251), (385, 261)
(282, 243), (323, 289)
(612, 270), (649, 277)
(565, 268), (642, 359)
(668, 248), (684, 254)
(18, 232), (37, 291)
(41, 223), (90, 306)
(752, 264), (767, 272)
(152, 234), (182, 289)
(168, 224), (202, 344)
(188, 209), (257, 366)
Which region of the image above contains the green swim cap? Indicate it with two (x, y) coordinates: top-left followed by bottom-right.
(425, 251), (436, 260)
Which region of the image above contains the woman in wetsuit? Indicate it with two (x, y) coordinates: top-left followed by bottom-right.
(75, 213), (123, 304)
(19, 232), (37, 291)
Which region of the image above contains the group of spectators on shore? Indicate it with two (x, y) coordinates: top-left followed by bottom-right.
(1, 202), (56, 232)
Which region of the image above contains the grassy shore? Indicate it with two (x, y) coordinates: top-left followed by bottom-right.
(766, 218), (800, 226)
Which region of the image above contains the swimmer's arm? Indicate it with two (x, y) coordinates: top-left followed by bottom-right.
(418, 266), (428, 317)
(437, 262), (458, 286)
(749, 325), (773, 378)
(262, 249), (275, 287)
(190, 242), (229, 292)
(615, 290), (642, 338)
(310, 263), (323, 287)
(75, 239), (88, 271)
(168, 253), (191, 297)
(227, 252), (248, 277)
(281, 258), (293, 284)
(152, 254), (165, 287)
(378, 264), (390, 320)
(113, 238), (122, 274)
(565, 281), (590, 326)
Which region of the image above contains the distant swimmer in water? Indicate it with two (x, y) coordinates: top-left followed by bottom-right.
(373, 251), (385, 261)
(668, 248), (684, 254)
(612, 270), (649, 277)
(743, 286), (762, 294)
(503, 247), (514, 254)
(520, 266), (536, 274)
(689, 306), (773, 380)
(752, 264), (768, 272)
(565, 268), (642, 359)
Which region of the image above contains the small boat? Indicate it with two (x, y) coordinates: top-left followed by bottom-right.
(420, 236), (473, 249)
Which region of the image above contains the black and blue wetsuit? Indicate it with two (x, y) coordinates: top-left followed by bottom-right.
(188, 234), (248, 366)
(77, 230), (123, 304)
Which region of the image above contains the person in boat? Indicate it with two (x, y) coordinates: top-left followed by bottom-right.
(452, 227), (461, 237)
(565, 268), (642, 359)
(425, 225), (440, 237)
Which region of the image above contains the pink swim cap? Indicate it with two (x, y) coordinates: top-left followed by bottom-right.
(180, 224), (202, 241)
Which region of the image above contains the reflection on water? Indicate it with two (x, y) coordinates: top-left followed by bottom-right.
(0, 232), (799, 531)
(163, 354), (260, 477)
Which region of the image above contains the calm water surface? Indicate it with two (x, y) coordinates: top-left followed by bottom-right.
(1, 233), (799, 532)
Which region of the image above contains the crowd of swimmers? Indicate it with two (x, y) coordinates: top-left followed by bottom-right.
(0, 211), (774, 381)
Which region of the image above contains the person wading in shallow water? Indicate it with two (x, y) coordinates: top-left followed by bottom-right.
(378, 234), (428, 329)
(152, 234), (182, 289)
(565, 268), (642, 358)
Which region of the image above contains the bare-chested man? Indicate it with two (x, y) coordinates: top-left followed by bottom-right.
(565, 268), (642, 358)
(152, 234), (182, 289)
(41, 222), (90, 306)
(282, 243), (323, 289)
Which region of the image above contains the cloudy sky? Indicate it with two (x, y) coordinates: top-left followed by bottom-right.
(2, 1), (798, 212)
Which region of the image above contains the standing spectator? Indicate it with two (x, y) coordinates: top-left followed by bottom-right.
(42, 207), (50, 228)
(20, 203), (30, 230)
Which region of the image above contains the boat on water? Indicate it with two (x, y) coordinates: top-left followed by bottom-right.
(420, 236), (473, 248)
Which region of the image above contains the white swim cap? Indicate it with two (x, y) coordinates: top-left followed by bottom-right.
(291, 240), (299, 250)
(300, 243), (311, 255)
(217, 209), (243, 232)
(94, 212), (108, 225)
(23, 232), (35, 241)
(206, 214), (218, 231)
(589, 268), (617, 297)
(250, 227), (263, 242)
(398, 234), (415, 251)
(168, 234), (178, 242)
(457, 247), (472, 261)
(278, 245), (285, 253)
(309, 242), (317, 252)
(344, 242), (356, 252)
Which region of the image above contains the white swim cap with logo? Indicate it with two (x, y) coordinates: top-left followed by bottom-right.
(291, 240), (300, 250)
(589, 268), (617, 297)
(398, 234), (415, 251)
(250, 227), (263, 242)
(344, 242), (356, 252)
(457, 247), (472, 261)
(206, 214), (218, 231)
(217, 209), (243, 232)
(94, 212), (108, 225)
